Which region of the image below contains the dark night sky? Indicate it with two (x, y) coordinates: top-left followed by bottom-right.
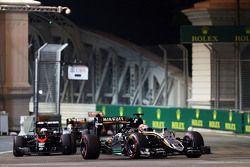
(40, 0), (202, 46)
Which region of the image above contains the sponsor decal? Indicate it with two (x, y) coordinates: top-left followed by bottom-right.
(192, 119), (203, 127)
(229, 111), (233, 122)
(156, 109), (161, 120)
(171, 122), (185, 130)
(102, 105), (106, 115)
(245, 125), (250, 133)
(245, 114), (250, 133)
(213, 110), (217, 120)
(248, 114), (250, 124)
(176, 109), (181, 121)
(191, 27), (218, 42)
(119, 106), (124, 116)
(112, 150), (122, 153)
(196, 109), (200, 119)
(225, 111), (236, 131)
(209, 121), (220, 129)
(171, 109), (185, 130)
(235, 27), (250, 42)
(103, 116), (125, 122)
(137, 107), (142, 114)
(209, 110), (220, 128)
(225, 123), (236, 131)
(192, 109), (203, 127)
(152, 121), (165, 129)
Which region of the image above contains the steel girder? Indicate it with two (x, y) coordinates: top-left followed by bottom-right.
(29, 13), (189, 107)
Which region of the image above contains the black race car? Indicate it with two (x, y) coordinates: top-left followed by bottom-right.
(80, 114), (210, 159)
(13, 43), (77, 157)
(66, 118), (95, 146)
(13, 117), (76, 156)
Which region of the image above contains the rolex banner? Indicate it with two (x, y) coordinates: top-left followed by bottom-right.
(180, 26), (250, 43)
(244, 113), (250, 134)
(96, 105), (245, 133)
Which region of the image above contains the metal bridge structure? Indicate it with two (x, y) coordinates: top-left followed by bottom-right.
(28, 13), (190, 107)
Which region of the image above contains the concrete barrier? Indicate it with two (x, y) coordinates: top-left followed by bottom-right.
(29, 103), (96, 125)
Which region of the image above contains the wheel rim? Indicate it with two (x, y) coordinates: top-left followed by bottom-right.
(183, 136), (192, 147)
(81, 138), (88, 158)
(127, 138), (137, 158)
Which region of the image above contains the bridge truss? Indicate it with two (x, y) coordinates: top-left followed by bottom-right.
(28, 13), (190, 107)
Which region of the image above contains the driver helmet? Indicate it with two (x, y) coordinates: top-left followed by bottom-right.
(133, 117), (143, 127)
(138, 124), (148, 132)
(67, 124), (73, 131)
(40, 128), (48, 133)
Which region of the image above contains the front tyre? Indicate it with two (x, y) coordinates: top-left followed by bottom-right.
(183, 131), (204, 158)
(62, 134), (72, 155)
(70, 133), (77, 154)
(13, 136), (24, 157)
(126, 133), (147, 159)
(80, 134), (100, 159)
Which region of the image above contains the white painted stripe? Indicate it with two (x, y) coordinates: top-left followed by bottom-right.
(219, 133), (250, 139)
(0, 150), (12, 154)
(1, 160), (250, 167)
(191, 127), (250, 138)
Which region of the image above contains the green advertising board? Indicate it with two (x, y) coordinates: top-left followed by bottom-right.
(244, 113), (250, 133)
(96, 104), (244, 133)
(180, 25), (250, 43)
(189, 109), (243, 133)
(96, 105), (189, 131)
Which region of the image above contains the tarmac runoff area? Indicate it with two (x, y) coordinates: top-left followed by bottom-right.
(0, 131), (250, 167)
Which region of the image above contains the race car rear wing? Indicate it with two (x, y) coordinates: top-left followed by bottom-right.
(66, 118), (87, 125)
(95, 116), (129, 126)
(36, 121), (60, 128)
(35, 121), (61, 133)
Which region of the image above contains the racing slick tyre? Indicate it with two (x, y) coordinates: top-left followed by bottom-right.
(183, 131), (204, 158)
(13, 136), (24, 157)
(70, 133), (77, 154)
(126, 133), (148, 159)
(62, 134), (73, 155)
(80, 134), (100, 159)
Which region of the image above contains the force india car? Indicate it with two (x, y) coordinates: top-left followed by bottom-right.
(80, 114), (210, 159)
(13, 119), (76, 156)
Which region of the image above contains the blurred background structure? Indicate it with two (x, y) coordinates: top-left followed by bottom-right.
(1, 0), (250, 131)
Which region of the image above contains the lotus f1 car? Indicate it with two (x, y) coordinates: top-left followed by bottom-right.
(80, 114), (210, 159)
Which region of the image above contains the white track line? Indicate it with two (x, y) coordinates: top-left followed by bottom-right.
(0, 150), (12, 154)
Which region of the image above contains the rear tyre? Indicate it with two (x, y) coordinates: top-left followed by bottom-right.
(126, 133), (148, 159)
(13, 136), (24, 157)
(70, 133), (77, 154)
(183, 131), (204, 158)
(62, 134), (72, 155)
(80, 134), (100, 159)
